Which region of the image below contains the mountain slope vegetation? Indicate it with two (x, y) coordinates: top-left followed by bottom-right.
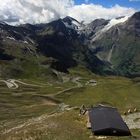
(0, 12), (140, 78)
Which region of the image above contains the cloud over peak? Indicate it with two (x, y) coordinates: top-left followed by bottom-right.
(0, 0), (136, 25)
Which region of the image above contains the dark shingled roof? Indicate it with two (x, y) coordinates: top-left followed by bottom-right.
(89, 105), (131, 136)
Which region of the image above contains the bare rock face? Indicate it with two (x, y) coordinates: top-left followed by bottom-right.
(0, 12), (140, 78)
(125, 12), (140, 36)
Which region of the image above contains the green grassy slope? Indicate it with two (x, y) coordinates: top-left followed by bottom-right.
(0, 66), (139, 140)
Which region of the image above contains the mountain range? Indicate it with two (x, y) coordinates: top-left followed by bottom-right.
(0, 12), (140, 78)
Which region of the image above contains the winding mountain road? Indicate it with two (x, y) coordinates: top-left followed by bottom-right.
(0, 79), (42, 89)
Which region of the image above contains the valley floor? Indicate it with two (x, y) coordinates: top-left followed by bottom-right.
(0, 71), (140, 140)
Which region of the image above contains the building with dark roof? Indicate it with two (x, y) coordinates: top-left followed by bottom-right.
(88, 105), (131, 136)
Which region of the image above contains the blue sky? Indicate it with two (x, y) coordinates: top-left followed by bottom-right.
(75, 0), (140, 10)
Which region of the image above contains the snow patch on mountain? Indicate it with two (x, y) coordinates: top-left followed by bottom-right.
(62, 16), (82, 30)
(6, 36), (16, 40)
(104, 16), (129, 31)
(91, 16), (129, 42)
(72, 20), (81, 28)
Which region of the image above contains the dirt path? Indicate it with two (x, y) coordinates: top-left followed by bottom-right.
(47, 77), (83, 97)
(0, 80), (18, 89)
(2, 112), (63, 135)
(48, 77), (97, 97)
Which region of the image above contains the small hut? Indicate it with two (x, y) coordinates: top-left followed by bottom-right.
(88, 105), (131, 136)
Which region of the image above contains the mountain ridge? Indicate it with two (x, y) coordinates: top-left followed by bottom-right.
(0, 12), (140, 78)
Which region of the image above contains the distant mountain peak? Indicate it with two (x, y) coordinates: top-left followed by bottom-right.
(0, 12), (139, 77)
(0, 21), (7, 25)
(125, 11), (140, 34)
(62, 16), (82, 30)
(131, 11), (140, 19)
(88, 19), (109, 28)
(63, 16), (80, 23)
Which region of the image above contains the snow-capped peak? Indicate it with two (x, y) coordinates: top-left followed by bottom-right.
(104, 16), (129, 31)
(62, 16), (82, 30)
(91, 16), (129, 42)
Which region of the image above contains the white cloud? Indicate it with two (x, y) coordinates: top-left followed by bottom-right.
(0, 0), (136, 25)
(69, 4), (136, 23)
(0, 0), (74, 24)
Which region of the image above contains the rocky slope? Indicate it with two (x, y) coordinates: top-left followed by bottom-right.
(90, 12), (140, 77)
(0, 12), (140, 78)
